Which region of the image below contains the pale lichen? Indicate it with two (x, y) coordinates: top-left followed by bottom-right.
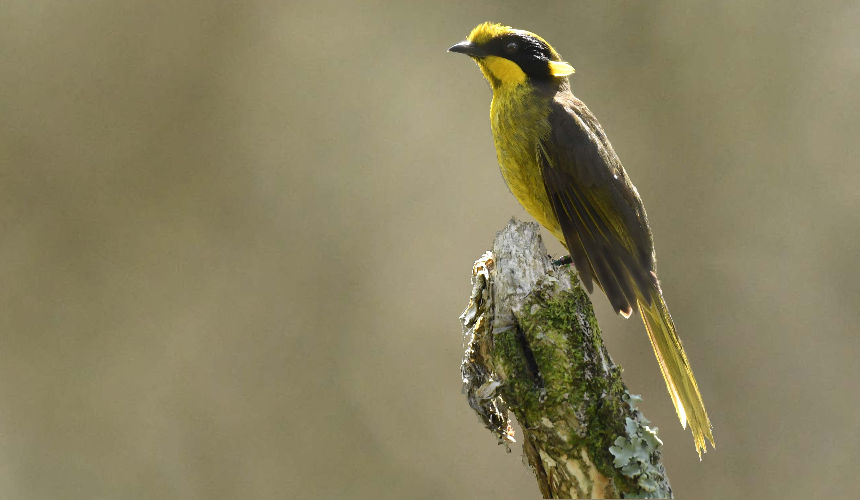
(608, 395), (672, 498)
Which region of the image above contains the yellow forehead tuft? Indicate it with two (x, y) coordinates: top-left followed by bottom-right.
(466, 22), (562, 61)
(467, 22), (513, 44)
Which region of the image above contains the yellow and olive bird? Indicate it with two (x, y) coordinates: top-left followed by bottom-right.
(449, 22), (714, 457)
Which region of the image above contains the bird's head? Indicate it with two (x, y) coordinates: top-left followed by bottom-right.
(448, 22), (575, 89)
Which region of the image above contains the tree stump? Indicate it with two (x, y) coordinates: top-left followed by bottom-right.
(460, 219), (672, 499)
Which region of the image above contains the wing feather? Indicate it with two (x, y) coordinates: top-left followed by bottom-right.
(539, 95), (654, 314)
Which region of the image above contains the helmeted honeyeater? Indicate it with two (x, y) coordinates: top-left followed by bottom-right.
(449, 22), (714, 457)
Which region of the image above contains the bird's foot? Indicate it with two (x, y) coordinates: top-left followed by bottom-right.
(552, 255), (572, 267)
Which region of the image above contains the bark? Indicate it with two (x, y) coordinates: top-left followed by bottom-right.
(460, 219), (672, 499)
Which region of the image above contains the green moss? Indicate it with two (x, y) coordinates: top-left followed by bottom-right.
(496, 270), (660, 495)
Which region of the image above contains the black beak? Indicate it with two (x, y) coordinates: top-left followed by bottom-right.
(448, 40), (486, 58)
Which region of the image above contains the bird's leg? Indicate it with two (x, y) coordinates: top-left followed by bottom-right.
(552, 255), (572, 267)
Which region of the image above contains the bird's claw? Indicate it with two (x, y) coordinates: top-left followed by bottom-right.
(552, 255), (572, 267)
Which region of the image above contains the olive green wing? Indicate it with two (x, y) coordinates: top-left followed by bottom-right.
(538, 97), (655, 316)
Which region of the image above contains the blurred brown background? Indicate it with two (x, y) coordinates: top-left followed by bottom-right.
(1, 1), (858, 498)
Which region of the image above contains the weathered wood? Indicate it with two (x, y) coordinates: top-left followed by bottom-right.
(460, 219), (672, 498)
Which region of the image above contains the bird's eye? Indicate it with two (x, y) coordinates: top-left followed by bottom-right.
(505, 42), (518, 54)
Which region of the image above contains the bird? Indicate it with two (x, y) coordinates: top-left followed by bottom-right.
(449, 22), (714, 457)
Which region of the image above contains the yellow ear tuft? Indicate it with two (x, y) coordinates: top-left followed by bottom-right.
(548, 60), (575, 77)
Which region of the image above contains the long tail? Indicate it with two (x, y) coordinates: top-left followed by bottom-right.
(638, 283), (714, 458)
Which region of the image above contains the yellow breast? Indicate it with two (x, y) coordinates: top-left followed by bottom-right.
(488, 84), (565, 243)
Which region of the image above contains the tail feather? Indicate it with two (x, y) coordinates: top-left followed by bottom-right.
(638, 285), (714, 458)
